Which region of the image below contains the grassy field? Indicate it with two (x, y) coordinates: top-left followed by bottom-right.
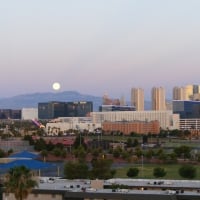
(88, 135), (200, 180)
(114, 163), (200, 180)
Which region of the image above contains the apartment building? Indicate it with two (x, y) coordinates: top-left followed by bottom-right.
(173, 84), (200, 101)
(131, 88), (144, 111)
(173, 86), (187, 100)
(151, 87), (166, 111)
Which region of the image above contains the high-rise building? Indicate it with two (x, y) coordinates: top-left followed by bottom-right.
(131, 88), (144, 111)
(173, 84), (200, 101)
(193, 85), (200, 94)
(120, 95), (126, 106)
(102, 94), (120, 105)
(184, 85), (194, 100)
(151, 87), (166, 111)
(65, 101), (93, 117)
(38, 101), (66, 119)
(173, 86), (186, 100)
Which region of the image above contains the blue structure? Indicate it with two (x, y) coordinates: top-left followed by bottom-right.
(173, 100), (200, 119)
(0, 151), (56, 175)
(9, 150), (40, 159)
(0, 159), (54, 170)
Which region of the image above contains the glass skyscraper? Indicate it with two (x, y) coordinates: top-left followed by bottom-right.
(38, 101), (93, 119)
(173, 100), (200, 119)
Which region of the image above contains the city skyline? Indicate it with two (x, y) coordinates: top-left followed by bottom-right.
(1, 1), (200, 100)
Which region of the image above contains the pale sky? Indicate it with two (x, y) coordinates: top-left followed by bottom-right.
(1, 0), (200, 100)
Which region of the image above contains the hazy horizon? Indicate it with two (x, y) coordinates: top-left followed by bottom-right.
(1, 0), (200, 100)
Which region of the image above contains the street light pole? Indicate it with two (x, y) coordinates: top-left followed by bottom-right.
(141, 154), (144, 178)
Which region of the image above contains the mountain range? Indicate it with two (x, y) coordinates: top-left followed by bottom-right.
(0, 91), (151, 111)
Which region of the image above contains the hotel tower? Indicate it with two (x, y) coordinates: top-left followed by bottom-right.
(151, 87), (166, 111)
(131, 88), (144, 111)
(173, 84), (200, 100)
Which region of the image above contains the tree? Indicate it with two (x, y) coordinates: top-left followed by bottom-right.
(40, 149), (48, 162)
(135, 147), (143, 158)
(0, 148), (6, 158)
(145, 149), (154, 159)
(113, 146), (122, 158)
(64, 161), (89, 179)
(73, 134), (87, 150)
(133, 138), (139, 147)
(174, 145), (191, 159)
(52, 147), (62, 157)
(156, 148), (167, 160)
(73, 145), (87, 162)
(91, 158), (114, 179)
(153, 167), (166, 178)
(126, 138), (133, 147)
(23, 135), (34, 145)
(34, 138), (46, 151)
(60, 148), (67, 158)
(91, 148), (100, 158)
(121, 150), (131, 162)
(7, 148), (14, 155)
(127, 167), (139, 178)
(179, 165), (196, 179)
(4, 166), (38, 200)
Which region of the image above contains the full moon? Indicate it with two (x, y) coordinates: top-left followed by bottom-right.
(52, 82), (61, 91)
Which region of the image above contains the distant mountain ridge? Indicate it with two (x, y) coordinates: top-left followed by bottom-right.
(0, 91), (102, 111)
(0, 91), (151, 111)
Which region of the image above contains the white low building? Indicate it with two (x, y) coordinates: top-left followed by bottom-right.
(91, 110), (180, 130)
(45, 117), (101, 136)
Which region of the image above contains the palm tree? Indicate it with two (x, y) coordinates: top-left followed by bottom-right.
(41, 149), (48, 162)
(4, 166), (38, 200)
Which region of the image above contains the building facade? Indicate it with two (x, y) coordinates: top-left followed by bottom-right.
(45, 117), (101, 136)
(131, 88), (144, 111)
(65, 101), (93, 117)
(173, 100), (200, 119)
(173, 84), (200, 101)
(91, 110), (179, 130)
(102, 120), (160, 135)
(173, 86), (186, 100)
(21, 108), (38, 120)
(151, 87), (166, 111)
(179, 119), (200, 130)
(0, 109), (21, 119)
(173, 100), (200, 133)
(38, 101), (66, 119)
(38, 101), (93, 119)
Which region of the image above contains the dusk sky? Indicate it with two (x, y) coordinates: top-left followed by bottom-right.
(1, 0), (200, 101)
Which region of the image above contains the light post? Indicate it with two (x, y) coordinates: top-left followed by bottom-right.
(141, 154), (144, 178)
(79, 132), (81, 146)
